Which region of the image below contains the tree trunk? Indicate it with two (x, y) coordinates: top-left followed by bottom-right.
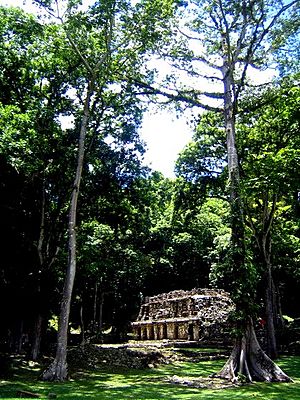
(219, 59), (290, 382)
(261, 231), (278, 359)
(31, 179), (46, 361)
(31, 314), (43, 361)
(97, 291), (105, 341)
(17, 320), (24, 354)
(275, 285), (284, 331)
(222, 63), (245, 268)
(215, 318), (291, 382)
(265, 264), (278, 359)
(80, 299), (85, 345)
(41, 85), (93, 381)
(246, 194), (279, 359)
(93, 282), (98, 335)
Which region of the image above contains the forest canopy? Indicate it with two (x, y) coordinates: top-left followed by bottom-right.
(0, 0), (299, 383)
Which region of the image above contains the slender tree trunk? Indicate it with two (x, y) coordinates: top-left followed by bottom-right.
(265, 262), (278, 359)
(246, 193), (279, 359)
(40, 9), (112, 378)
(97, 291), (105, 341)
(31, 314), (43, 361)
(261, 231), (278, 359)
(93, 282), (98, 335)
(29, 181), (45, 361)
(80, 299), (85, 345)
(275, 285), (284, 331)
(17, 320), (24, 354)
(42, 84), (93, 381)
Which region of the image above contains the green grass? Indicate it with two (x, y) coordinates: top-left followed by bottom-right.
(174, 347), (226, 353)
(0, 356), (300, 399)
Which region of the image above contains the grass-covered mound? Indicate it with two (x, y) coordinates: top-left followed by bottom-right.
(67, 343), (230, 370)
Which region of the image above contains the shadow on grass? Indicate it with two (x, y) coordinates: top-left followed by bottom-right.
(0, 356), (299, 400)
(277, 356), (300, 380)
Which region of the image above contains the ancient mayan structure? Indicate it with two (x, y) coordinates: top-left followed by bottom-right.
(132, 288), (235, 343)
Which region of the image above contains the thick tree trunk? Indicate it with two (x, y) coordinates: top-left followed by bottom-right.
(215, 319), (291, 382)
(42, 86), (93, 381)
(222, 63), (245, 266)
(219, 61), (290, 382)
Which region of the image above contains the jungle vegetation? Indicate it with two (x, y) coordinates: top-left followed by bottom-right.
(0, 0), (299, 384)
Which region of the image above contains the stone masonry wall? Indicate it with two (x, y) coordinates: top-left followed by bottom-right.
(132, 288), (234, 343)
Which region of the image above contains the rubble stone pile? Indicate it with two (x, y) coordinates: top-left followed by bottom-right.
(68, 344), (167, 369)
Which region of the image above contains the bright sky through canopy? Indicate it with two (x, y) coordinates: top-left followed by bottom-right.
(0, 0), (194, 178)
(140, 108), (193, 178)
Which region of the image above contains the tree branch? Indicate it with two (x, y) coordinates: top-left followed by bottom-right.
(217, 0), (231, 58)
(234, 14), (265, 103)
(265, 194), (278, 239)
(244, 202), (261, 252)
(234, 1), (299, 103)
(163, 62), (223, 81)
(192, 55), (223, 71)
(66, 34), (94, 75)
(131, 79), (223, 111)
(232, 0), (249, 62)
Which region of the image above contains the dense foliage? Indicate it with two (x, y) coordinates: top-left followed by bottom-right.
(0, 0), (299, 384)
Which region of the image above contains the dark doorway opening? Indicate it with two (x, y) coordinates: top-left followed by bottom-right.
(188, 324), (194, 340)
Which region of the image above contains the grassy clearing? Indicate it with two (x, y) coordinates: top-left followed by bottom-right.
(173, 347), (228, 355)
(0, 355), (299, 399)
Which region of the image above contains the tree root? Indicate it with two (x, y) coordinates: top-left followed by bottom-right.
(41, 358), (68, 382)
(215, 318), (292, 383)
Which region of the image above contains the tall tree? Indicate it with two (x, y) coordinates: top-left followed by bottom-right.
(32, 0), (176, 381)
(0, 6), (74, 359)
(35, 0), (126, 381)
(239, 82), (300, 359)
(176, 79), (300, 379)
(149, 0), (300, 382)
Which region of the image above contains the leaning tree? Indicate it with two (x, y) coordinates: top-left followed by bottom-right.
(31, 0), (176, 381)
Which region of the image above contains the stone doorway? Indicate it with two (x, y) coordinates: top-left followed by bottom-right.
(188, 323), (194, 340)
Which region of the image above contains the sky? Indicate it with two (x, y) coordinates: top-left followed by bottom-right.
(0, 0), (194, 178)
(0, 0), (276, 178)
(140, 109), (193, 177)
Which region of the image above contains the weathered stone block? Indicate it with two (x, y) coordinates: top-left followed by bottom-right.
(132, 288), (234, 343)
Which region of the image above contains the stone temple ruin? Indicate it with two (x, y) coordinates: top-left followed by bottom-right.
(132, 288), (235, 343)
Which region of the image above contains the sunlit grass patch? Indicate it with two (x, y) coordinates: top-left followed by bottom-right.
(0, 354), (299, 399)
